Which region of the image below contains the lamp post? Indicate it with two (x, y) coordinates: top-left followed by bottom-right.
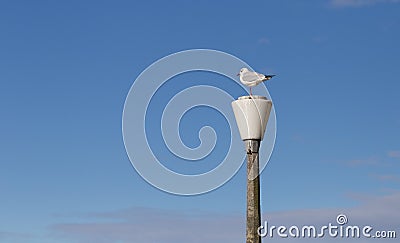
(232, 95), (272, 243)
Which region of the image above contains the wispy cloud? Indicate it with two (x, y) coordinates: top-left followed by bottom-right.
(342, 150), (400, 167)
(257, 37), (270, 45)
(311, 36), (328, 44)
(50, 191), (400, 243)
(388, 150), (400, 158)
(51, 208), (244, 243)
(345, 157), (381, 166)
(0, 231), (34, 241)
(330, 0), (400, 8)
(371, 174), (400, 182)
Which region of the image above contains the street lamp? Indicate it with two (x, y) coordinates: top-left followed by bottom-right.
(232, 95), (272, 243)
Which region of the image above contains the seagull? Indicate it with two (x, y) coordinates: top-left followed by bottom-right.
(237, 68), (275, 95)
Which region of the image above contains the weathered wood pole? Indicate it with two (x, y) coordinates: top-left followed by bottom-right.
(246, 140), (261, 243)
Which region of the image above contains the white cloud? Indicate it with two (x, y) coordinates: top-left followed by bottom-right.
(311, 36), (328, 44)
(0, 231), (34, 241)
(330, 0), (400, 8)
(371, 174), (400, 182)
(258, 37), (270, 45)
(342, 151), (400, 167)
(51, 208), (244, 243)
(50, 191), (400, 243)
(388, 150), (400, 158)
(344, 157), (381, 166)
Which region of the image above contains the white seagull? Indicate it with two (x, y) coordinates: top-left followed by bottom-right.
(237, 67), (275, 95)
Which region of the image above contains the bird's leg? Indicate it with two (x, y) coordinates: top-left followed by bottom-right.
(250, 87), (252, 96)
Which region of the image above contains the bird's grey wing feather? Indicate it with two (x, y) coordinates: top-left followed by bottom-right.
(257, 73), (266, 79)
(241, 72), (260, 82)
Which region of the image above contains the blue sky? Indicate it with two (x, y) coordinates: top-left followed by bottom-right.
(0, 0), (399, 242)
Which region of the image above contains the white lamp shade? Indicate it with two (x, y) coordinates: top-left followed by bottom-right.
(231, 96), (272, 141)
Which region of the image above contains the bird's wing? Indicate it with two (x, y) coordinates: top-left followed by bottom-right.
(241, 72), (261, 82)
(257, 73), (267, 79)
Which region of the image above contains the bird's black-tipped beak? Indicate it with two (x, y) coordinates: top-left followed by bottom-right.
(236, 73), (240, 76)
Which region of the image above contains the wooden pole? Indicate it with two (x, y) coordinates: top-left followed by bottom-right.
(246, 140), (261, 243)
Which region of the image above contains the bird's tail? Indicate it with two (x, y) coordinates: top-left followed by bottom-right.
(263, 74), (276, 81)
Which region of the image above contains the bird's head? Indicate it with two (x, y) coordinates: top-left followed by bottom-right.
(237, 67), (249, 76)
